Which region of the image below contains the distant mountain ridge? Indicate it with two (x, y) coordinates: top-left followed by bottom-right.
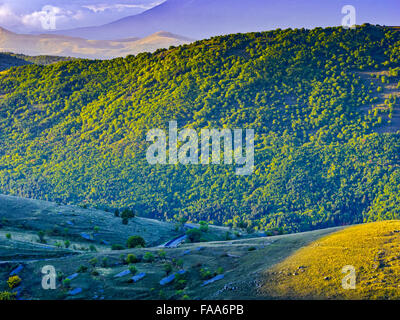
(0, 27), (193, 59)
(0, 51), (74, 71)
(51, 0), (400, 40)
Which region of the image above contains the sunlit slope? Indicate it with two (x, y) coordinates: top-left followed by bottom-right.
(261, 221), (400, 299)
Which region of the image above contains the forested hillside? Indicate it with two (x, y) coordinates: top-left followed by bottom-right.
(0, 24), (399, 233)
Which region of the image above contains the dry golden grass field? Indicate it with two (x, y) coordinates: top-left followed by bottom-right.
(261, 221), (400, 300)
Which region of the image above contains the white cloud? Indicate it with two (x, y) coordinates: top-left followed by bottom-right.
(0, 4), (20, 25)
(0, 1), (164, 33)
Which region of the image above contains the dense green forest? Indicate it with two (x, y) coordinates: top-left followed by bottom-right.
(0, 24), (399, 233)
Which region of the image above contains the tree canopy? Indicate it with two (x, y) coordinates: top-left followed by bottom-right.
(0, 24), (399, 233)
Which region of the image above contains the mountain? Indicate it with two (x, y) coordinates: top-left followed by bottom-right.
(0, 27), (192, 59)
(52, 0), (400, 40)
(0, 53), (33, 71)
(0, 25), (399, 234)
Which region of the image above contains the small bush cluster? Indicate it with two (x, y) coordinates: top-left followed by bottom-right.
(0, 291), (16, 300)
(126, 236), (146, 248)
(7, 276), (21, 289)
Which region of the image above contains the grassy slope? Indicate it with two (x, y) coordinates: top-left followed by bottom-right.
(0, 195), (341, 300)
(261, 220), (400, 299)
(0, 194), (181, 250)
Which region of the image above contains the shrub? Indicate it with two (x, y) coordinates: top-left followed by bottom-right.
(127, 236), (146, 248)
(89, 244), (97, 252)
(143, 252), (155, 262)
(101, 257), (108, 267)
(126, 254), (138, 264)
(176, 259), (184, 268)
(5, 233), (11, 239)
(186, 228), (202, 243)
(55, 241), (63, 248)
(129, 265), (137, 275)
(121, 208), (135, 219)
(163, 263), (173, 275)
(114, 209), (120, 217)
(89, 257), (98, 266)
(174, 274), (187, 290)
(111, 244), (125, 250)
(200, 268), (213, 280)
(62, 279), (71, 288)
(158, 290), (166, 299)
(7, 276), (21, 289)
(91, 270), (99, 276)
(37, 230), (46, 243)
(199, 221), (209, 232)
(64, 240), (71, 248)
(0, 291), (16, 300)
(158, 249), (166, 259)
(77, 265), (88, 273)
(57, 272), (64, 281)
(175, 289), (184, 296)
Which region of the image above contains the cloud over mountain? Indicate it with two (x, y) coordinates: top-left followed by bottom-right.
(0, 0), (163, 33)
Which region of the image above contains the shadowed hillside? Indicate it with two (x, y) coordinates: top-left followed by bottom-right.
(0, 194), (341, 300)
(0, 52), (74, 72)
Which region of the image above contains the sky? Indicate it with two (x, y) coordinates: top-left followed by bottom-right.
(0, 0), (164, 33)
